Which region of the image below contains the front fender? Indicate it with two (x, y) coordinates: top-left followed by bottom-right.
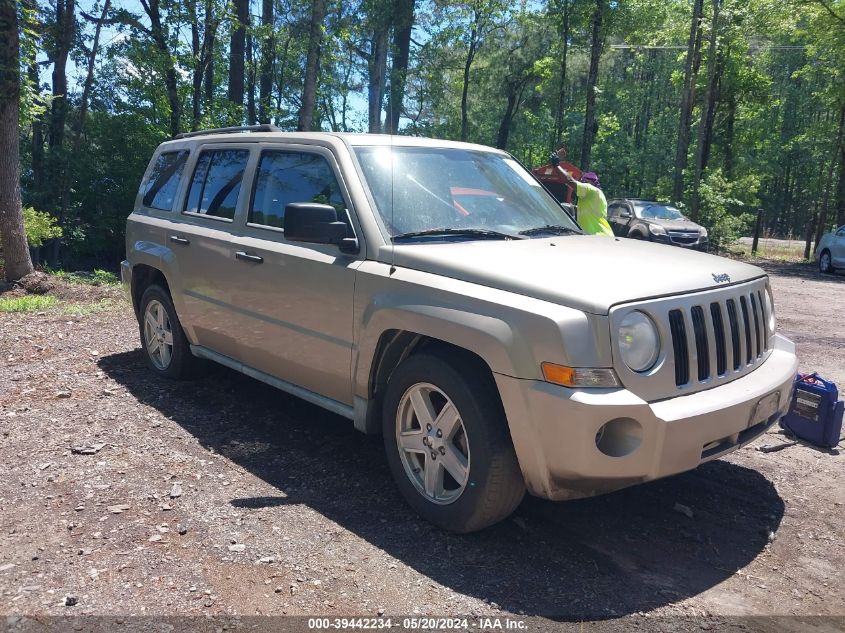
(352, 262), (613, 400)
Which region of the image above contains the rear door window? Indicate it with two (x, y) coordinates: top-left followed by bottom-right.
(184, 149), (250, 220)
(249, 151), (345, 229)
(142, 150), (189, 211)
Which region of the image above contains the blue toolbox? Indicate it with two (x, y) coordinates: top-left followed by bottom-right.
(780, 374), (844, 449)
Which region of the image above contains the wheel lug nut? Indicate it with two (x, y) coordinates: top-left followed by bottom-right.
(430, 452), (437, 460)
(426, 424), (432, 431)
(439, 447), (446, 455)
(436, 429), (443, 438)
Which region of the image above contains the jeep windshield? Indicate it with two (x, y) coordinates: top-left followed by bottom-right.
(353, 146), (581, 241)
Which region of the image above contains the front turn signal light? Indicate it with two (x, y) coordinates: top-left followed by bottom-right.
(541, 363), (620, 389)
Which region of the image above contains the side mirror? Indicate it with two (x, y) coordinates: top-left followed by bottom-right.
(284, 203), (358, 253)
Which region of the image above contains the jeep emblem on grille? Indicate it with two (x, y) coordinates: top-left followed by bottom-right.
(712, 273), (731, 284)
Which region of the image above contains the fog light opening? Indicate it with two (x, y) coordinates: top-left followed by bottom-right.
(595, 418), (643, 458)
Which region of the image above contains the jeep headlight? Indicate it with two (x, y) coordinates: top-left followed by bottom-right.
(700, 227), (708, 238)
(648, 224), (666, 236)
(764, 285), (776, 334)
(618, 311), (660, 372)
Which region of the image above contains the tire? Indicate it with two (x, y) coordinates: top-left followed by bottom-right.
(382, 352), (525, 533)
(819, 250), (835, 275)
(138, 284), (207, 380)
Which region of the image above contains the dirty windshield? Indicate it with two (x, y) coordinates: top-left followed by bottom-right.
(354, 146), (581, 241)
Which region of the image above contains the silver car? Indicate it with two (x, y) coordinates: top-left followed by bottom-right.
(123, 126), (798, 533)
(818, 226), (845, 274)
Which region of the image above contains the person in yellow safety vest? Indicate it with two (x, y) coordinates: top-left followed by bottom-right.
(550, 153), (614, 237)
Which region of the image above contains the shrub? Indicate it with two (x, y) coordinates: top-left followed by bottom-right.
(23, 207), (62, 247)
(696, 170), (757, 252)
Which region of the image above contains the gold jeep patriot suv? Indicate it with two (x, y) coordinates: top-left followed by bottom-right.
(123, 125), (798, 533)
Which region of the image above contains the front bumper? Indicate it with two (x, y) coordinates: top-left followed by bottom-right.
(495, 334), (797, 500)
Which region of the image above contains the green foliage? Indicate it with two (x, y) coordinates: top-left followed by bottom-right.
(0, 295), (58, 313)
(23, 207), (62, 247)
(696, 169), (757, 252)
(43, 267), (120, 287)
(14, 0), (845, 269)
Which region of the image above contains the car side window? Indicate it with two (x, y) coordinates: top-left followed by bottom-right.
(608, 204), (620, 219)
(184, 149), (250, 220)
(142, 150), (189, 211)
(837, 227), (845, 237)
(249, 150), (345, 229)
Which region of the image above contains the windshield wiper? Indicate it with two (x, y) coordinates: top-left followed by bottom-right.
(518, 225), (582, 237)
(392, 228), (523, 241)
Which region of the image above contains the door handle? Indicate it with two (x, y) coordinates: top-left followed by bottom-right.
(169, 235), (190, 245)
(235, 251), (264, 264)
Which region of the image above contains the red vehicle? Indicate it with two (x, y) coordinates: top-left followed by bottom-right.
(531, 147), (583, 204)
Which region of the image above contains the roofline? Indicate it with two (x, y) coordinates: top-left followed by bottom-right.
(157, 131), (507, 155)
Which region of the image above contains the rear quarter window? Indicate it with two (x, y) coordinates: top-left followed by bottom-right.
(141, 150), (189, 211)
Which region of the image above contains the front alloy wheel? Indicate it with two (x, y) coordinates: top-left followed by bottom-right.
(396, 383), (470, 505)
(382, 352), (525, 533)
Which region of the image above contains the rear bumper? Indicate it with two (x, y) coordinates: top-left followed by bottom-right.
(120, 260), (134, 312)
(496, 334), (797, 500)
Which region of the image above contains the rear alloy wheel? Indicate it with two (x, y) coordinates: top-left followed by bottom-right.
(143, 299), (174, 370)
(819, 250), (835, 274)
(138, 284), (206, 379)
(382, 353), (525, 533)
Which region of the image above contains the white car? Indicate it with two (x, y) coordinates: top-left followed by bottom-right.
(818, 226), (845, 274)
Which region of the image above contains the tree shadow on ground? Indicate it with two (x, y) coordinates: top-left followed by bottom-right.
(100, 350), (784, 620)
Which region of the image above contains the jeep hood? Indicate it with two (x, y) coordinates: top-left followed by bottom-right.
(391, 236), (765, 315)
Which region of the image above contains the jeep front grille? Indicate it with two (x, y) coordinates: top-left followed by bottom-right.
(610, 277), (774, 401)
(667, 287), (771, 387)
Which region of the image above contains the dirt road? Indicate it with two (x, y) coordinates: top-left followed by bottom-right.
(1, 263), (843, 625)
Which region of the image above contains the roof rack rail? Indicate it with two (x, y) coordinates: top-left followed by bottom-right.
(174, 124), (280, 140)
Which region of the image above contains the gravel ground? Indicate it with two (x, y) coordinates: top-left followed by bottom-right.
(0, 263), (843, 626)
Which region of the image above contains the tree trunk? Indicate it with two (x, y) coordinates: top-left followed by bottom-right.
(367, 29), (388, 133)
(228, 0), (248, 107)
(552, 0), (570, 150)
(298, 0), (325, 131)
(0, 0), (34, 282)
(836, 101), (845, 228)
(77, 0), (110, 141)
(460, 12), (480, 142)
(690, 0), (720, 223)
(580, 0), (604, 171)
(672, 0), (704, 204)
(47, 0), (75, 265)
(246, 27), (256, 124)
(189, 0), (203, 130)
(203, 0), (215, 105)
(27, 56), (45, 204)
(385, 0), (415, 134)
(140, 0), (182, 138)
(258, 0), (275, 124)
(724, 88), (736, 180)
(49, 0), (75, 152)
(815, 103), (845, 251)
(496, 79), (528, 150)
